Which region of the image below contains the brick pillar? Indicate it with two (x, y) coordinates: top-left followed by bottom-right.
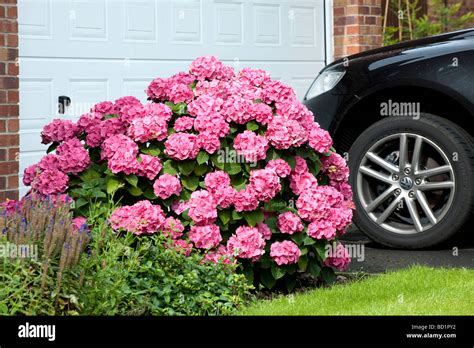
(333, 0), (383, 60)
(0, 0), (19, 202)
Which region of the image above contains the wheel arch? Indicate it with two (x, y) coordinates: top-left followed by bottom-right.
(333, 85), (474, 153)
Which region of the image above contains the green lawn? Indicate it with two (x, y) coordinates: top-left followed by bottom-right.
(240, 266), (474, 315)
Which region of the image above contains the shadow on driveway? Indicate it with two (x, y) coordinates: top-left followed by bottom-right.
(341, 226), (474, 274)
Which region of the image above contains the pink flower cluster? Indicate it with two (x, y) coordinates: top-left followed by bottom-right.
(189, 224), (222, 249)
(109, 200), (166, 235)
(277, 212), (303, 235)
(41, 119), (79, 145)
(270, 240), (301, 266)
(187, 190), (218, 225)
(323, 242), (351, 271)
(233, 131), (269, 162)
(227, 226), (266, 261)
(153, 174), (182, 199)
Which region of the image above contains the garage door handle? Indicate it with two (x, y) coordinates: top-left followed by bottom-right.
(58, 96), (71, 114)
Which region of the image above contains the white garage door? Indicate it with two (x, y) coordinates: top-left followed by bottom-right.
(18, 0), (328, 195)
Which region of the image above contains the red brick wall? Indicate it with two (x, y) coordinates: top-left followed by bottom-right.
(333, 0), (383, 60)
(0, 0), (19, 202)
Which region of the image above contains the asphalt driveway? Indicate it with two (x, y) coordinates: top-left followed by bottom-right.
(341, 227), (474, 273)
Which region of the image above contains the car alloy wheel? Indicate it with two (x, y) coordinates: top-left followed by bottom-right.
(357, 132), (455, 234)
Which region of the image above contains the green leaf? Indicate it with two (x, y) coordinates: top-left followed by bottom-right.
(211, 153), (225, 170)
(46, 142), (58, 154)
(178, 161), (195, 175)
(246, 121), (259, 131)
(143, 187), (158, 200)
(232, 210), (243, 220)
(303, 236), (316, 246)
(181, 175), (199, 191)
(266, 216), (277, 232)
(140, 145), (161, 156)
(162, 160), (178, 175)
(285, 155), (296, 169)
(194, 164), (208, 176)
(321, 267), (336, 284)
(271, 264), (286, 280)
(91, 189), (106, 198)
(242, 266), (254, 284)
(285, 276), (297, 291)
(80, 168), (101, 182)
(308, 261), (321, 277)
(196, 151), (209, 165)
(298, 255), (308, 271)
(106, 177), (122, 195)
(266, 148), (280, 161)
(243, 209), (264, 227)
(291, 233), (305, 245)
(315, 242), (328, 261)
(260, 269), (276, 289)
(218, 210), (231, 225)
(124, 174), (139, 187)
(127, 186), (143, 196)
(264, 199), (287, 213)
(74, 198), (88, 209)
(224, 162), (241, 175)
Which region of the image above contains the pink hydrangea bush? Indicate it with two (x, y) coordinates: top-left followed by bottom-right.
(23, 56), (354, 289)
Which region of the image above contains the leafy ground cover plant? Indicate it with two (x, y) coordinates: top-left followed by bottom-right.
(21, 56), (354, 290)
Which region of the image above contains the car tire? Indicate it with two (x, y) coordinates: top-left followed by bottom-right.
(348, 113), (473, 249)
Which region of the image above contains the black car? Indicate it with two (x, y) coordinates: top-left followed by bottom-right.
(303, 29), (474, 248)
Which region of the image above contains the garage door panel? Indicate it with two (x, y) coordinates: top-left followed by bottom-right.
(19, 0), (324, 61)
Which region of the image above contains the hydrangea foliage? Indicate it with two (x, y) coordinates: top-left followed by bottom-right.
(23, 56), (354, 289)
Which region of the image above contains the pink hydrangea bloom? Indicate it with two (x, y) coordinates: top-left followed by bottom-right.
(169, 71), (195, 85)
(265, 116), (307, 149)
(233, 188), (259, 212)
(23, 165), (39, 185)
(41, 119), (79, 145)
(162, 217), (184, 239)
(153, 174), (182, 199)
(251, 103), (274, 125)
(238, 67), (270, 87)
(127, 115), (168, 142)
(204, 171), (231, 191)
(203, 245), (235, 265)
(266, 159), (291, 178)
(91, 101), (117, 116)
(31, 169), (68, 195)
(248, 169), (281, 202)
(144, 103), (173, 121)
(296, 186), (344, 222)
(189, 224), (222, 249)
(108, 151), (139, 176)
(289, 172), (318, 196)
(168, 83), (194, 104)
(275, 100), (313, 124)
(257, 222), (272, 240)
(189, 55), (224, 80)
(293, 156), (308, 174)
(120, 103), (146, 123)
(114, 96), (141, 112)
(324, 242), (351, 271)
(164, 133), (200, 160)
(37, 154), (61, 172)
(328, 207), (353, 231)
(198, 132), (221, 154)
(136, 154), (162, 180)
(307, 219), (337, 240)
(187, 190), (218, 225)
(187, 95), (224, 117)
(101, 134), (138, 161)
(332, 181), (353, 202)
(174, 116), (195, 132)
(194, 79), (230, 99)
(261, 79), (296, 104)
(277, 212), (304, 235)
(270, 240), (301, 266)
(227, 226), (266, 261)
(86, 117), (127, 148)
(321, 152), (350, 183)
(0, 199), (22, 216)
(109, 200), (166, 235)
(77, 112), (102, 133)
(194, 113), (229, 137)
(56, 138), (91, 174)
(72, 216), (88, 233)
(171, 200), (189, 215)
(308, 124), (333, 153)
(221, 96), (254, 124)
(168, 239), (193, 257)
(212, 186), (236, 209)
(146, 77), (169, 100)
(233, 131), (269, 162)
